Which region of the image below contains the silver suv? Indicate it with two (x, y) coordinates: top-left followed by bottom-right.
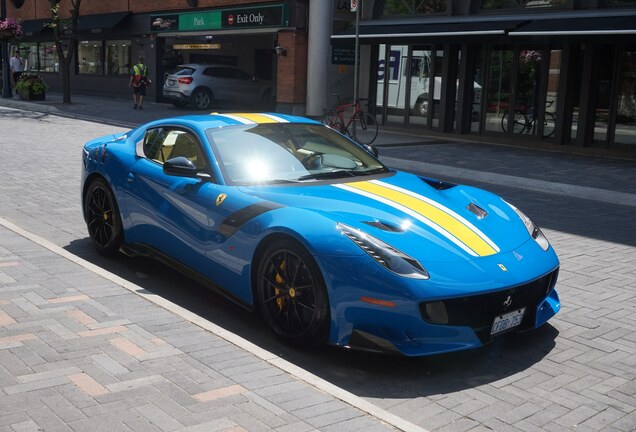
(163, 64), (272, 110)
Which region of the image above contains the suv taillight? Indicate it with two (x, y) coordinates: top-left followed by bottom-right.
(178, 77), (193, 84)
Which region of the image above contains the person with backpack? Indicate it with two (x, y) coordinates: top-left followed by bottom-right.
(129, 56), (151, 110)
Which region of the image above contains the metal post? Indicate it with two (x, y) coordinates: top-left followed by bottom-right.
(352, 1), (360, 139)
(1, 0), (13, 98)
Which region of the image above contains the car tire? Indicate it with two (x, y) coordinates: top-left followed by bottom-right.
(256, 238), (330, 347)
(192, 88), (213, 110)
(84, 177), (123, 256)
(415, 95), (429, 117)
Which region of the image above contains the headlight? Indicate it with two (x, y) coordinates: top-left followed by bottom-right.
(337, 223), (429, 279)
(506, 202), (550, 251)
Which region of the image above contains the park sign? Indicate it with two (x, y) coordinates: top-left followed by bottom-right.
(151, 4), (286, 33)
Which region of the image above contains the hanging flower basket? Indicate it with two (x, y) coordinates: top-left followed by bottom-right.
(0, 18), (23, 40)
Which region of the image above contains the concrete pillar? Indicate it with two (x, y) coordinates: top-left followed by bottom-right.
(306, 0), (332, 117)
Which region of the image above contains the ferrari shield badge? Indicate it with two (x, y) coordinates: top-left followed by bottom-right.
(498, 263), (508, 272)
(216, 193), (227, 206)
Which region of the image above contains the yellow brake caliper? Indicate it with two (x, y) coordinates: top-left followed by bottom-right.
(275, 260), (286, 310)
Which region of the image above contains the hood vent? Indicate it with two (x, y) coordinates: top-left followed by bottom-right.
(362, 220), (404, 232)
(467, 203), (488, 219)
(420, 176), (456, 190)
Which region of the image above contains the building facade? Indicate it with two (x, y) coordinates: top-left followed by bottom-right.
(7, 0), (309, 112)
(330, 0), (636, 155)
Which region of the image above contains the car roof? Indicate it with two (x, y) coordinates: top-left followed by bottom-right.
(146, 113), (322, 131)
(177, 63), (241, 69)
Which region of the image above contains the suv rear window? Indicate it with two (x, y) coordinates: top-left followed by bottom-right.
(172, 67), (195, 76)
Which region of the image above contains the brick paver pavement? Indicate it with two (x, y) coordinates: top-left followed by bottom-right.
(0, 95), (635, 431)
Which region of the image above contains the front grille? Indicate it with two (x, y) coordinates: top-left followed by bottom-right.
(420, 268), (558, 343)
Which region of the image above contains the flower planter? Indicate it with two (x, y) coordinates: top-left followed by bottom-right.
(17, 88), (45, 101)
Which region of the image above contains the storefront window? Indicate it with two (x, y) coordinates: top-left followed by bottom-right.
(78, 40), (103, 74)
(380, 0), (445, 16)
(408, 46), (433, 128)
(470, 48), (485, 133)
(485, 48), (513, 133)
(481, 0), (568, 9)
(39, 43), (59, 72)
(106, 40), (131, 75)
(615, 47), (636, 146)
(8, 42), (59, 73)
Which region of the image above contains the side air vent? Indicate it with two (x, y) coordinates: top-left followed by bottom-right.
(362, 221), (404, 232)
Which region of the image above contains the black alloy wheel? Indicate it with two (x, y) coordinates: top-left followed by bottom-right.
(84, 178), (122, 256)
(256, 239), (330, 347)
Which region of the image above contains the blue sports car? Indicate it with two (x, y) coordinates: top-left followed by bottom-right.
(81, 113), (560, 356)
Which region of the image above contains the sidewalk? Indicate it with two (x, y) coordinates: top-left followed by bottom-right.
(0, 218), (407, 432)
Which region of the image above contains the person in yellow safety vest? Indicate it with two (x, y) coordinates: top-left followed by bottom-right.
(129, 56), (151, 110)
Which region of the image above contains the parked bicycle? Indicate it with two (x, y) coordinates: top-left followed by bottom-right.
(501, 101), (556, 138)
(322, 95), (379, 146)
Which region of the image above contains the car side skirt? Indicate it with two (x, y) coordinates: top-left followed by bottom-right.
(120, 243), (254, 312)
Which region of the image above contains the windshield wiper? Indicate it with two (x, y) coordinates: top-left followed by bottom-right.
(298, 168), (389, 181)
(297, 170), (357, 181)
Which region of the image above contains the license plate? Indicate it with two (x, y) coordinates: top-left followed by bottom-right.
(490, 308), (525, 335)
(168, 79), (175, 86)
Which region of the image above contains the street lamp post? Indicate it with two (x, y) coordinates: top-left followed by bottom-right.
(1, 0), (13, 98)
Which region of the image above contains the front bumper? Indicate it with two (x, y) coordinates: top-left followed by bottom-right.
(318, 239), (561, 357)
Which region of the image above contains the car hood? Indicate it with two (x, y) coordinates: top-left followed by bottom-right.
(238, 171), (535, 263)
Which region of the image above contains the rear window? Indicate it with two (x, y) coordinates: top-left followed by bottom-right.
(172, 67), (195, 76)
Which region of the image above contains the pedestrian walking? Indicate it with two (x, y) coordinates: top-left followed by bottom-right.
(9, 50), (24, 87)
(129, 56), (150, 110)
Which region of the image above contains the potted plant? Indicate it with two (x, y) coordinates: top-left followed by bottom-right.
(15, 74), (47, 101)
(0, 18), (22, 40)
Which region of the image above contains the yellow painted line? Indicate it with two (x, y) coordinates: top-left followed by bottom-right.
(345, 181), (498, 257)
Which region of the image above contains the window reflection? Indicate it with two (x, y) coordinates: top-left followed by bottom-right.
(78, 41), (103, 74)
(616, 47), (636, 146)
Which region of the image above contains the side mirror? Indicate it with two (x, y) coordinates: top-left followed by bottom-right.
(163, 156), (198, 177)
(364, 144), (379, 158)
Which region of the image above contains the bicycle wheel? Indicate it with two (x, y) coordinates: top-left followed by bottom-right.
(501, 111), (527, 134)
(351, 112), (379, 145)
(542, 112), (556, 138)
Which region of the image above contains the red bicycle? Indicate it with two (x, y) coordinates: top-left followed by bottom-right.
(322, 96), (378, 145)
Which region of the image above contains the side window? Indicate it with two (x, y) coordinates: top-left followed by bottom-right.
(141, 128), (207, 170)
(143, 128), (168, 160)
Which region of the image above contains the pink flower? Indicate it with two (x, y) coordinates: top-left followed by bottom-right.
(0, 18), (23, 38)
(520, 50), (542, 64)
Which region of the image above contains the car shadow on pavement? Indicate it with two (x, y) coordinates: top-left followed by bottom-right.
(65, 236), (559, 401)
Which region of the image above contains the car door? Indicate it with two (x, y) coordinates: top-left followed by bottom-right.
(124, 126), (226, 276)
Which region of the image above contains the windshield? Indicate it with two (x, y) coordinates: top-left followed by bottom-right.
(206, 123), (388, 185)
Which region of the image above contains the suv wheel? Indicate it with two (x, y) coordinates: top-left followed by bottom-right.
(192, 88), (213, 110)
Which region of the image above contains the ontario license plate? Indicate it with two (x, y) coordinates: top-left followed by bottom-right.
(490, 308), (525, 335)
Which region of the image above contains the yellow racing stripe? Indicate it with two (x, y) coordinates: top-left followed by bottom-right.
(345, 181), (498, 257)
(231, 113), (280, 124)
